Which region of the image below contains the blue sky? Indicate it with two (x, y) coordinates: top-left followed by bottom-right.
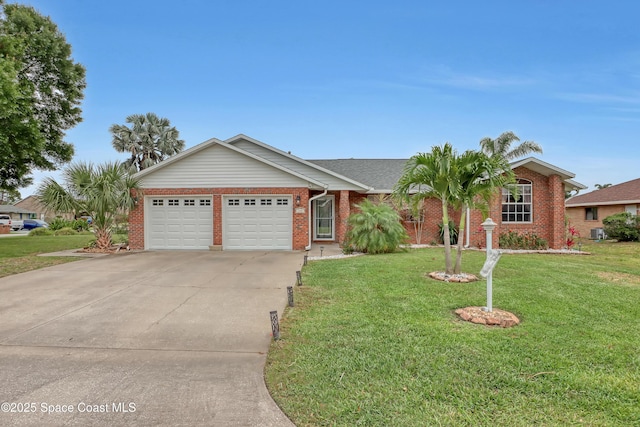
(16, 0), (640, 196)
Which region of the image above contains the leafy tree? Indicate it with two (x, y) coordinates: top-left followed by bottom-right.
(345, 198), (408, 254)
(0, 2), (86, 191)
(602, 212), (639, 242)
(452, 150), (515, 273)
(479, 131), (542, 161)
(0, 188), (21, 204)
(37, 162), (140, 249)
(110, 113), (185, 172)
(395, 143), (460, 274)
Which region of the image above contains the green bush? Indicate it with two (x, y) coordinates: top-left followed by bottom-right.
(602, 212), (640, 242)
(499, 231), (548, 250)
(345, 199), (408, 254)
(28, 227), (54, 236)
(48, 217), (89, 232)
(438, 220), (458, 245)
(54, 227), (78, 236)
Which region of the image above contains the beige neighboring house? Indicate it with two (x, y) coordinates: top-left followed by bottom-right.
(566, 178), (640, 238)
(14, 195), (74, 222)
(0, 204), (37, 220)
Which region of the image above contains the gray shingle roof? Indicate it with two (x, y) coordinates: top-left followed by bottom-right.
(308, 159), (409, 192)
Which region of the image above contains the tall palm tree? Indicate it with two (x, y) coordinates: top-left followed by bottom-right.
(110, 112), (185, 172)
(452, 151), (515, 273)
(394, 143), (461, 274)
(479, 131), (542, 161)
(37, 162), (140, 249)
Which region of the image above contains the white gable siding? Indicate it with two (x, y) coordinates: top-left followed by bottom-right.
(232, 139), (367, 191)
(140, 144), (310, 188)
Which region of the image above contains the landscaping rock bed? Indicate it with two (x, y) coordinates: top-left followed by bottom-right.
(455, 306), (520, 328)
(427, 271), (479, 283)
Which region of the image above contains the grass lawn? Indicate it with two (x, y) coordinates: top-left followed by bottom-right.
(0, 234), (96, 278)
(265, 240), (640, 426)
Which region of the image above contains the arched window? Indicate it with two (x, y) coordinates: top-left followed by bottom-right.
(502, 179), (532, 223)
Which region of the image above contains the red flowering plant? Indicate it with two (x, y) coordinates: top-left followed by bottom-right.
(566, 224), (580, 249)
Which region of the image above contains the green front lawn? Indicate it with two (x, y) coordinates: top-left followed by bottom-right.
(265, 241), (640, 426)
(0, 235), (95, 278)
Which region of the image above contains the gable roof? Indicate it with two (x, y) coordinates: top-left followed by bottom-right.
(308, 159), (409, 192)
(510, 157), (586, 191)
(566, 177), (640, 207)
(132, 135), (585, 194)
(225, 134), (372, 191)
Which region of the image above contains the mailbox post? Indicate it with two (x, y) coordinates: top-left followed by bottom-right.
(481, 218), (497, 312)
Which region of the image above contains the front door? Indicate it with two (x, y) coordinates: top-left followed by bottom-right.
(313, 196), (334, 240)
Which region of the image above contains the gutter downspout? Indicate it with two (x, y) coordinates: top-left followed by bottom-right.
(464, 207), (470, 248)
(305, 188), (328, 250)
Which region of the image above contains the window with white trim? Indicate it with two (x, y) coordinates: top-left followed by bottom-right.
(502, 179), (532, 223)
(168, 199), (179, 206)
(228, 199), (240, 206)
(276, 199), (289, 206)
(244, 199), (256, 206)
(152, 199), (164, 206)
(260, 199), (273, 206)
(200, 199), (211, 206)
(184, 199), (195, 206)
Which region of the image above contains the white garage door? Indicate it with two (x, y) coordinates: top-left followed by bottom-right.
(147, 197), (213, 249)
(223, 196), (292, 250)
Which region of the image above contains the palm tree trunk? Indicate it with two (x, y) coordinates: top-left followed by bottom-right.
(441, 200), (453, 274)
(94, 227), (112, 250)
(454, 204), (467, 274)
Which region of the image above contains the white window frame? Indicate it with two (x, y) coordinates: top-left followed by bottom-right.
(313, 195), (335, 240)
(502, 179), (533, 223)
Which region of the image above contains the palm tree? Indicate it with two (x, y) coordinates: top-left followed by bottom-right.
(452, 151), (515, 273)
(110, 113), (185, 172)
(479, 131), (542, 161)
(394, 143), (461, 274)
(37, 162), (140, 249)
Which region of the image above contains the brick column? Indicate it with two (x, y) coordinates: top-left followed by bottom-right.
(337, 190), (351, 244)
(213, 194), (222, 246)
(549, 174), (565, 249)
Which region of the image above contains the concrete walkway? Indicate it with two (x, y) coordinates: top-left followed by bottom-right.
(0, 250), (301, 426)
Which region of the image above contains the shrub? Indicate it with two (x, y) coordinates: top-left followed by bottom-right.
(345, 199), (408, 254)
(72, 219), (90, 231)
(48, 217), (69, 231)
(602, 212), (640, 242)
(48, 217), (89, 232)
(438, 220), (458, 245)
(28, 227), (54, 236)
(499, 231), (548, 250)
(54, 227), (78, 236)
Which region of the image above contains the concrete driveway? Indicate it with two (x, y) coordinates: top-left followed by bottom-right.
(0, 250), (302, 426)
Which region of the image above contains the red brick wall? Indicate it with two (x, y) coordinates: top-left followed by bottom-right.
(468, 168), (566, 249)
(129, 187), (310, 250)
(132, 169), (568, 251)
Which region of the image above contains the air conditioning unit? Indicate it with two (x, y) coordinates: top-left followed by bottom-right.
(590, 228), (605, 240)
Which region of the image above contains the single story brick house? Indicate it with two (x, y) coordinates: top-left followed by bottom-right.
(128, 134), (585, 251)
(566, 177), (640, 238)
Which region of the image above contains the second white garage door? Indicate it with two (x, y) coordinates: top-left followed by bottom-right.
(223, 196), (292, 250)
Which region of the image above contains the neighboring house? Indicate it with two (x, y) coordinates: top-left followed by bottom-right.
(566, 178), (640, 238)
(0, 204), (37, 220)
(14, 195), (74, 221)
(128, 134), (585, 251)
